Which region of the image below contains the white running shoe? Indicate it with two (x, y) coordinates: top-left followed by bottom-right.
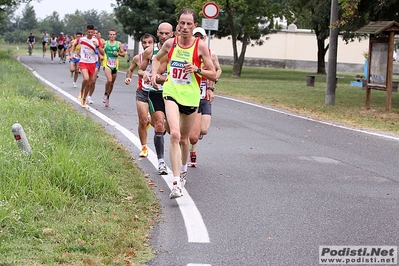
(157, 162), (167, 175)
(180, 171), (187, 188)
(87, 96), (93, 104)
(169, 181), (182, 199)
(72, 82), (77, 88)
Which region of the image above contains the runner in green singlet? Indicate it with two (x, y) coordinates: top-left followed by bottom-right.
(102, 29), (125, 107)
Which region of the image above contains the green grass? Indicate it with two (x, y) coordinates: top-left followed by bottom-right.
(120, 53), (399, 136)
(0, 50), (159, 264)
(2, 43), (34, 56)
(215, 66), (399, 135)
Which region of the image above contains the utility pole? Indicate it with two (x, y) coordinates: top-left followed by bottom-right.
(325, 0), (339, 105)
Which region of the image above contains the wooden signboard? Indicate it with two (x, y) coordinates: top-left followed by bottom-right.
(369, 39), (388, 87)
(356, 21), (399, 111)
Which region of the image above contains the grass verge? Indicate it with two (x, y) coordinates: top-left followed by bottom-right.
(215, 66), (399, 135)
(0, 50), (159, 265)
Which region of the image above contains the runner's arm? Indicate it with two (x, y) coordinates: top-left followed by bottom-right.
(155, 57), (168, 85)
(183, 41), (216, 81)
(138, 48), (153, 82)
(125, 54), (140, 85)
(150, 50), (168, 89)
(69, 42), (77, 59)
(68, 40), (74, 56)
(96, 38), (104, 56)
(117, 41), (125, 57)
(208, 51), (222, 88)
(150, 38), (172, 89)
(198, 41), (216, 81)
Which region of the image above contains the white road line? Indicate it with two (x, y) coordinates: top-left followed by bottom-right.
(217, 95), (399, 142)
(31, 70), (210, 243)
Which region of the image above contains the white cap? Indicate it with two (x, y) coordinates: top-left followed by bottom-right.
(60, 32), (64, 35)
(193, 27), (206, 36)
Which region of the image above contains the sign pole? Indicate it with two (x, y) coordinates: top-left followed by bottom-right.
(202, 2), (220, 49)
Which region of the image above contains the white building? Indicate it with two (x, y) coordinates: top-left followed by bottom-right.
(127, 24), (370, 72)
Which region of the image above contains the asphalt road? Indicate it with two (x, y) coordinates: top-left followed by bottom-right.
(20, 53), (399, 266)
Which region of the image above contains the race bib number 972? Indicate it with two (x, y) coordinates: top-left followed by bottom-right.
(170, 60), (192, 84)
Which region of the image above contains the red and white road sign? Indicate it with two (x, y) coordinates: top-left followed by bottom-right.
(202, 2), (220, 19)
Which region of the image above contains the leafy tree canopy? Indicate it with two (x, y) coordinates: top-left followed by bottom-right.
(0, 0), (29, 11)
(338, 0), (399, 40)
(20, 3), (37, 30)
(114, 0), (176, 40)
(175, 0), (281, 77)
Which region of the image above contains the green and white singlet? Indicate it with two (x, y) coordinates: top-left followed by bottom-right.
(103, 40), (120, 70)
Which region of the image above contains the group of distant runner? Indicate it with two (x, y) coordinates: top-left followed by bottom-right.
(29, 27), (126, 107)
(27, 31), (68, 62)
(27, 8), (222, 200)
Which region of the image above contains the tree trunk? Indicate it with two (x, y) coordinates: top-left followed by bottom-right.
(226, 0), (248, 78)
(233, 41), (248, 78)
(232, 37), (249, 77)
(230, 35), (239, 72)
(317, 39), (327, 74)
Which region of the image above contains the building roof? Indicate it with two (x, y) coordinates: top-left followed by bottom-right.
(356, 21), (399, 34)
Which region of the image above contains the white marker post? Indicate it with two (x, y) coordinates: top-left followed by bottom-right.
(11, 123), (32, 155)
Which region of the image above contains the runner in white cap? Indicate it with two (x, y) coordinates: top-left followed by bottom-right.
(188, 26), (222, 167)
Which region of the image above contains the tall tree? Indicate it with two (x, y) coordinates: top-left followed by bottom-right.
(99, 11), (128, 42)
(41, 11), (64, 36)
(0, 0), (29, 11)
(19, 3), (37, 30)
(286, 0), (333, 74)
(0, 0), (33, 32)
(339, 0), (399, 33)
(175, 0), (278, 77)
(83, 10), (102, 30)
(63, 10), (87, 34)
(0, 5), (16, 33)
(114, 0), (176, 40)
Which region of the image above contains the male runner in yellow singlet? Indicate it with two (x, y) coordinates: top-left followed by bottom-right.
(151, 8), (217, 199)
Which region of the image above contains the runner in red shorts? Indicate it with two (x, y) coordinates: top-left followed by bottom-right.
(70, 24), (104, 108)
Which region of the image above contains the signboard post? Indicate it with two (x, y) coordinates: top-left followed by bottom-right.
(202, 2), (220, 47)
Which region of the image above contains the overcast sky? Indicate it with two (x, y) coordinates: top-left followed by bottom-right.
(16, 0), (117, 19)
